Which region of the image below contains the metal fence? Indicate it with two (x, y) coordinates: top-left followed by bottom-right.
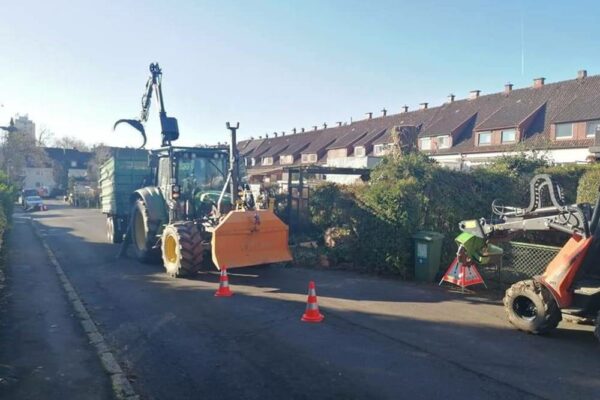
(479, 241), (561, 288)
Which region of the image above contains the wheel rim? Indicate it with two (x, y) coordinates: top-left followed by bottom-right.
(164, 234), (178, 264)
(134, 209), (146, 250)
(513, 296), (537, 321)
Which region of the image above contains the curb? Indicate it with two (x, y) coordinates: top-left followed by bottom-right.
(30, 218), (139, 400)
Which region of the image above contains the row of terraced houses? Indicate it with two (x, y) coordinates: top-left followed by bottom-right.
(238, 70), (600, 184)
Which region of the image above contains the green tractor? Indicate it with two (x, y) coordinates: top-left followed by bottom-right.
(107, 63), (292, 277)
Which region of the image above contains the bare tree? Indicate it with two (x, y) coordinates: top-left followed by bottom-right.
(0, 130), (49, 186)
(37, 127), (55, 147)
(53, 136), (90, 151)
(87, 143), (113, 184)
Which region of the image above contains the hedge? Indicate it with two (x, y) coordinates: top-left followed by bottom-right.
(307, 153), (600, 278)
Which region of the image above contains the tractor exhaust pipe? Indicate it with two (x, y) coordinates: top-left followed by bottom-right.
(226, 122), (240, 205)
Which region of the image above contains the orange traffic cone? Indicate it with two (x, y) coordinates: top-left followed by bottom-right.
(215, 266), (233, 297)
(301, 281), (324, 323)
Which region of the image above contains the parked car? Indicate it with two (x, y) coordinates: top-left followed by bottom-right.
(24, 196), (46, 211)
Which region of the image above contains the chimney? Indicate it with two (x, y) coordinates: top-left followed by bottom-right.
(578, 69), (588, 80)
(292, 128), (297, 134)
(250, 136), (254, 140)
(273, 132), (278, 137)
(301, 127), (305, 133)
(265, 133), (269, 138)
(337, 121), (343, 127)
(401, 105), (409, 113)
(447, 94), (455, 103)
(533, 77), (545, 88)
(504, 83), (513, 94)
(259, 135), (263, 139)
(366, 112), (373, 120)
(381, 108), (387, 117)
(313, 125), (318, 131)
(420, 102), (428, 110)
(469, 90), (480, 100)
(281, 131), (285, 136)
(323, 123), (327, 129)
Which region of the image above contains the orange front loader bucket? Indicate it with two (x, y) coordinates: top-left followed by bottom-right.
(211, 209), (293, 269)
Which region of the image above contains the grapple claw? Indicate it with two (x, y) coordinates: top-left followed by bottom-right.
(113, 119), (147, 148)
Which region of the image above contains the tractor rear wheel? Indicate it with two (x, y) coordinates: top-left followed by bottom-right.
(130, 199), (160, 263)
(504, 279), (562, 335)
(161, 222), (204, 278)
(106, 216), (123, 244)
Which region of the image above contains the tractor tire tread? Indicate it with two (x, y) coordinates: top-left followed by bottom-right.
(503, 279), (561, 335)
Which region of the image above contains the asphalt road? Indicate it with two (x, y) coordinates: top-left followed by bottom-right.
(12, 200), (600, 399)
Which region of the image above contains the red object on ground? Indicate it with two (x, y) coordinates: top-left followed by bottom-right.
(301, 281), (324, 323)
(214, 266), (233, 297)
(440, 257), (485, 289)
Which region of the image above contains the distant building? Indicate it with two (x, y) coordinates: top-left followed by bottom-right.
(240, 70), (600, 184)
(13, 114), (36, 141)
(23, 147), (92, 195)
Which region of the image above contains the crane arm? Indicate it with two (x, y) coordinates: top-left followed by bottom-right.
(114, 63), (179, 148)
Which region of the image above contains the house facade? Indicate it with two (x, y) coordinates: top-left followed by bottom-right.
(240, 70), (600, 183)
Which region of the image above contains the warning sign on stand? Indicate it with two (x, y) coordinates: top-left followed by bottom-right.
(439, 257), (486, 289)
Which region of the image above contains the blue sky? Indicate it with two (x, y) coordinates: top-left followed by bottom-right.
(0, 0), (598, 148)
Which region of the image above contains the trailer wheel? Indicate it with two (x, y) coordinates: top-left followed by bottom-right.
(106, 216), (123, 244)
(504, 279), (562, 335)
(594, 311), (600, 343)
(130, 199), (160, 263)
(161, 222), (203, 278)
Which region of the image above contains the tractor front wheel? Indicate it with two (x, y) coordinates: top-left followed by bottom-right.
(161, 222), (204, 278)
(504, 279), (562, 335)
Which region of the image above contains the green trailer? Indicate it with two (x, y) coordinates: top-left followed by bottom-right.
(99, 148), (150, 243)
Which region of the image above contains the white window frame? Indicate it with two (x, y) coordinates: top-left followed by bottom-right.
(436, 135), (451, 149)
(374, 143), (392, 156)
(501, 129), (516, 143)
(280, 155), (294, 165)
(586, 120), (600, 138)
(354, 146), (366, 157)
(478, 131), (492, 146)
(420, 137), (431, 150)
(555, 123), (573, 139)
(301, 153), (317, 163)
(250, 158), (256, 166)
(262, 157), (273, 166)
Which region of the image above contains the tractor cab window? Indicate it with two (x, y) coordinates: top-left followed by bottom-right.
(177, 152), (227, 192)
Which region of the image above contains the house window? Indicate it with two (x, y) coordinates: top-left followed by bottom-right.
(374, 143), (392, 156)
(436, 135), (450, 149)
(250, 158), (256, 166)
(70, 161), (77, 168)
(501, 129), (516, 143)
(354, 146), (366, 157)
(262, 157), (273, 166)
(420, 138), (431, 150)
(586, 120), (600, 138)
(555, 123), (573, 139)
(301, 154), (317, 163)
(280, 155), (294, 165)
(478, 131), (492, 146)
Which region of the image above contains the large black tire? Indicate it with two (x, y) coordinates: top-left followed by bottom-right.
(504, 279), (562, 335)
(594, 311), (600, 343)
(161, 222), (204, 278)
(106, 216), (123, 244)
(130, 200), (161, 263)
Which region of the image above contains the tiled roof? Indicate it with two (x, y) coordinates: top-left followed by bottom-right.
(476, 99), (546, 131)
(302, 129), (338, 153)
(327, 128), (368, 150)
(240, 73), (600, 163)
(354, 128), (387, 147)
